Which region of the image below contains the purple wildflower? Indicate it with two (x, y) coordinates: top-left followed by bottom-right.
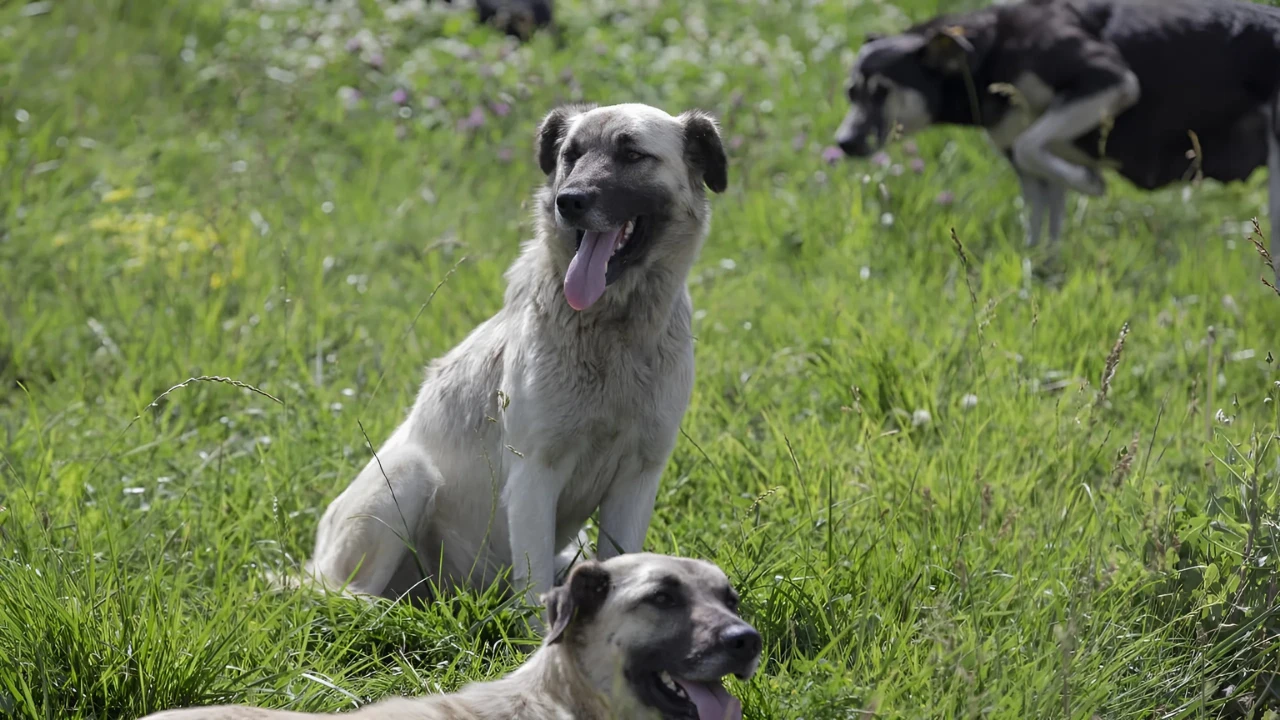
(791, 132), (807, 151)
(339, 87), (363, 110)
(391, 88), (409, 105)
(935, 191), (955, 206)
(909, 157), (925, 174)
(368, 53), (384, 70)
(729, 135), (745, 151)
(457, 106), (487, 131)
(821, 146), (844, 165)
(490, 101), (511, 117)
(871, 151), (891, 168)
(345, 37), (361, 53)
(903, 140), (919, 156)
(497, 147), (514, 164)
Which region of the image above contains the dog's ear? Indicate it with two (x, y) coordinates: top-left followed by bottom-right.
(535, 104), (595, 176)
(541, 560), (611, 645)
(680, 110), (728, 194)
(920, 25), (978, 74)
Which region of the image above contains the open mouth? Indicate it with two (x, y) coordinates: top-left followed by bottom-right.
(648, 670), (742, 720)
(562, 216), (645, 311)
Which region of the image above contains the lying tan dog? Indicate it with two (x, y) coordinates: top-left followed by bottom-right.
(140, 553), (760, 720)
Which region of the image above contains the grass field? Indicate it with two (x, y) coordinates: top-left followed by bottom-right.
(2, 0), (1280, 717)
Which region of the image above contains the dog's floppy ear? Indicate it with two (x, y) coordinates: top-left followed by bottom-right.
(535, 104), (595, 176)
(680, 110), (728, 194)
(920, 25), (978, 74)
(541, 560), (611, 645)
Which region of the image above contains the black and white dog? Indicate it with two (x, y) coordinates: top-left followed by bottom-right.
(835, 0), (1280, 275)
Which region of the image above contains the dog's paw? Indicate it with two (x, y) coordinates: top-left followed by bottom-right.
(1070, 167), (1107, 197)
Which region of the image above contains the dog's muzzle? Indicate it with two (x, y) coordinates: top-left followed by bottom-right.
(555, 188), (596, 225)
(836, 107), (880, 157)
(706, 622), (763, 680)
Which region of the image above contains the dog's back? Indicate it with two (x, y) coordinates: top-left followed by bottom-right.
(1062, 0), (1280, 188)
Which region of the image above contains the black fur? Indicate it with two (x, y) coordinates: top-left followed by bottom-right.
(535, 104), (596, 176)
(543, 561), (611, 646)
(476, 0), (553, 40)
(681, 111), (729, 193)
(437, 0), (552, 40)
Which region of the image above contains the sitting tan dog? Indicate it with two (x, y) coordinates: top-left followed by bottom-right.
(139, 553), (761, 720)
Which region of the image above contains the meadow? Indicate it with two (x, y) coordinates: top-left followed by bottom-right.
(2, 0), (1279, 717)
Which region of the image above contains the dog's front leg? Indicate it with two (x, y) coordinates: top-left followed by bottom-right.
(595, 465), (662, 561)
(1012, 72), (1139, 197)
(1044, 181), (1067, 244)
(505, 464), (559, 611)
(1015, 168), (1049, 247)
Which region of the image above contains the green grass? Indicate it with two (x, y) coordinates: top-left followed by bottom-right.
(2, 0), (1279, 717)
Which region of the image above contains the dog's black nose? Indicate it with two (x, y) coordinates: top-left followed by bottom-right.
(837, 136), (868, 158)
(720, 625), (762, 663)
(555, 189), (595, 223)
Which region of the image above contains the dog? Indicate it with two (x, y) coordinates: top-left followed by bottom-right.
(473, 0), (553, 41)
(834, 0), (1280, 275)
(300, 103), (727, 614)
(138, 553), (761, 720)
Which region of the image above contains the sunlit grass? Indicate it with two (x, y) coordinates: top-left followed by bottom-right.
(1, 0), (1278, 717)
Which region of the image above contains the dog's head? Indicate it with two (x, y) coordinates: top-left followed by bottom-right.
(541, 553), (760, 720)
(534, 103), (727, 312)
(835, 21), (988, 157)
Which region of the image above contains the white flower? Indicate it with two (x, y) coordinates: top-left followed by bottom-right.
(912, 409), (932, 427)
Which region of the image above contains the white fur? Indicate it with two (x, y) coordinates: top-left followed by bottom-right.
(986, 72), (1057, 150)
(300, 104), (716, 614)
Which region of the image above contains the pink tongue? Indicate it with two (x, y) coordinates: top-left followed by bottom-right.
(563, 228), (622, 311)
(674, 679), (742, 720)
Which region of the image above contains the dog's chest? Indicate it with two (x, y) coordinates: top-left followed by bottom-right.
(505, 322), (694, 494)
(985, 72), (1056, 150)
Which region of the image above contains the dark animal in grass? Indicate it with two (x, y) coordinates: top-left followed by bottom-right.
(833, 0), (1280, 278)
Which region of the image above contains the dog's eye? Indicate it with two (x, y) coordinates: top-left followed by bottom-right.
(725, 595), (740, 613)
(624, 150), (646, 163)
(647, 591), (678, 609)
(563, 148), (581, 166)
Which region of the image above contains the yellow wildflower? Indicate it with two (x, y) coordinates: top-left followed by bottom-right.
(102, 187), (135, 203)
